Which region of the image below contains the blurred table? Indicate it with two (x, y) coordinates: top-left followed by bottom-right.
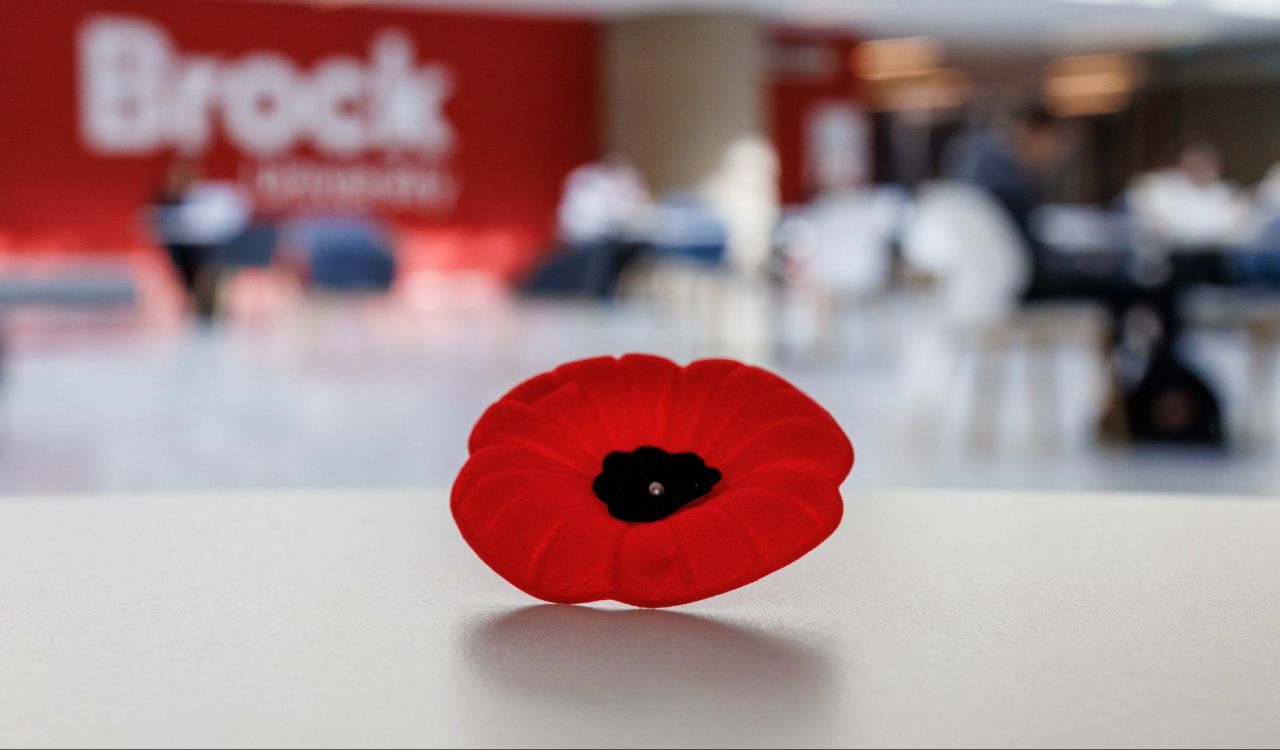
(1, 488), (1278, 748)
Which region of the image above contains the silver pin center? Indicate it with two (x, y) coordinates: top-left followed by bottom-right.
(648, 481), (665, 497)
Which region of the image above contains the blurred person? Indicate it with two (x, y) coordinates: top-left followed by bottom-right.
(557, 153), (650, 245)
(946, 106), (1146, 303)
(151, 155), (203, 299)
(699, 138), (780, 358)
(944, 106), (1062, 263)
(701, 137), (781, 273)
(149, 154), (252, 319)
(522, 153), (651, 300)
(1127, 140), (1252, 247)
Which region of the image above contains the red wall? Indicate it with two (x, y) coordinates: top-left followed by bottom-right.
(0, 0), (599, 278)
(769, 31), (864, 206)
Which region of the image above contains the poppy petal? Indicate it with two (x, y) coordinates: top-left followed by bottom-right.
(704, 387), (844, 455)
(713, 420), (854, 483)
(677, 365), (789, 452)
(715, 467), (844, 534)
(617, 354), (682, 447)
(527, 515), (622, 603)
(707, 483), (841, 567)
(456, 473), (604, 596)
(663, 504), (762, 601)
(615, 523), (690, 608)
(469, 396), (598, 470)
(453, 444), (588, 505)
(657, 358), (736, 449)
(500, 369), (569, 405)
(553, 357), (634, 448)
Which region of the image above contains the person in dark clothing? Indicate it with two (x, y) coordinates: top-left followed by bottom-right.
(947, 106), (1156, 311)
(946, 108), (1056, 254)
(522, 154), (652, 300)
(947, 107), (1223, 445)
(150, 156), (219, 319)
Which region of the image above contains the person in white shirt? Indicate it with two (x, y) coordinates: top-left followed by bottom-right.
(1127, 141), (1253, 247)
(557, 154), (650, 246)
(150, 155), (253, 319)
(536, 154), (652, 299)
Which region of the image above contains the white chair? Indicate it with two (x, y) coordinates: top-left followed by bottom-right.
(1181, 286), (1280, 448)
(773, 187), (904, 359)
(900, 181), (1110, 450)
(804, 188), (899, 297)
(621, 194), (745, 355)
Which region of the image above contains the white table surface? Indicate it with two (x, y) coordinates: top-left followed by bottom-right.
(1, 487), (1278, 748)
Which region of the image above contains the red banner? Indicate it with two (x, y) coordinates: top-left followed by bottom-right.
(0, 0), (599, 277)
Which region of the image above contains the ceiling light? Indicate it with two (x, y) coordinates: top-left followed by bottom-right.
(853, 36), (944, 81)
(1043, 53), (1142, 116)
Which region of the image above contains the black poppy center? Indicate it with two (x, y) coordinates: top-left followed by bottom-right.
(592, 446), (722, 523)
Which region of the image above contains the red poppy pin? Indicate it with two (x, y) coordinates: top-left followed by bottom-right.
(451, 354), (854, 608)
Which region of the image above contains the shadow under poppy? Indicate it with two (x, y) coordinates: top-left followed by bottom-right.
(461, 605), (842, 745)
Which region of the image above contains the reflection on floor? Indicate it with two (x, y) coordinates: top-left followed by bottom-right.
(0, 291), (1276, 496)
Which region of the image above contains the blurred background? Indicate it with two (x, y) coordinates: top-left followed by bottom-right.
(4, 0), (1280, 496)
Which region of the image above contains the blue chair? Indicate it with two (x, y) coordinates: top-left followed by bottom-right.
(1230, 213), (1280, 288)
(218, 223), (278, 268)
(650, 193), (727, 266)
(287, 217), (397, 292)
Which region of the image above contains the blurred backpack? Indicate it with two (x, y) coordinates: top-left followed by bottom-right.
(1123, 346), (1224, 446)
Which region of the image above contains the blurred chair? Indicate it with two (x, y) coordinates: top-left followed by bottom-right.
(649, 192), (728, 265)
(518, 237), (647, 301)
(280, 217), (399, 364)
(213, 222), (299, 324)
(0, 264), (139, 385)
(1182, 213), (1280, 446)
(624, 193), (732, 348)
(519, 247), (607, 298)
(1181, 286), (1280, 447)
(774, 187), (902, 358)
(285, 217), (396, 293)
(218, 223), (278, 269)
(0, 272), (137, 309)
(901, 181), (1109, 450)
